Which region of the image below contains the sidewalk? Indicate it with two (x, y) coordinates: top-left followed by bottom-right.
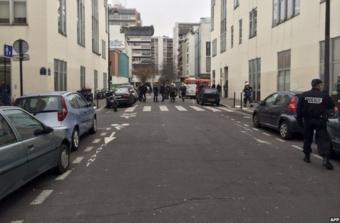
(220, 97), (256, 115)
(94, 99), (106, 111)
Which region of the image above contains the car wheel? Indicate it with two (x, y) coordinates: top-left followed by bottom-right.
(55, 143), (70, 174)
(89, 117), (97, 134)
(279, 121), (292, 139)
(71, 128), (80, 151)
(253, 113), (261, 128)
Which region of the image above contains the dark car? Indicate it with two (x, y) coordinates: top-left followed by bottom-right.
(107, 87), (136, 108)
(327, 118), (340, 155)
(196, 88), (220, 106)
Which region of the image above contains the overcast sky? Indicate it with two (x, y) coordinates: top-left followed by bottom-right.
(109, 0), (210, 37)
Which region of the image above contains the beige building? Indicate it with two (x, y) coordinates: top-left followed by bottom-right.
(0, 0), (108, 103)
(211, 0), (340, 100)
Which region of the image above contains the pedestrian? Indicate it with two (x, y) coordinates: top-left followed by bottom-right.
(180, 84), (187, 102)
(137, 84), (143, 102)
(170, 84), (177, 103)
(0, 81), (11, 106)
(142, 84), (147, 102)
(297, 78), (335, 170)
(212, 84), (216, 89)
(217, 84), (222, 96)
(243, 82), (253, 107)
(153, 84), (159, 102)
(165, 85), (171, 100)
(160, 84), (165, 102)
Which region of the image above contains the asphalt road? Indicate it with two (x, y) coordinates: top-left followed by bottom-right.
(0, 99), (340, 223)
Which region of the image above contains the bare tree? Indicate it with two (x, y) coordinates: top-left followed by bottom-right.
(133, 64), (156, 83)
(159, 62), (176, 84)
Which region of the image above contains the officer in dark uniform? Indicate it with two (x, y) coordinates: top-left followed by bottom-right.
(297, 79), (335, 170)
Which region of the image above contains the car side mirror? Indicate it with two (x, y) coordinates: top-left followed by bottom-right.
(34, 126), (53, 136)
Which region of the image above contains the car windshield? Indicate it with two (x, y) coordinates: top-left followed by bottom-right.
(15, 96), (61, 114)
(115, 88), (129, 94)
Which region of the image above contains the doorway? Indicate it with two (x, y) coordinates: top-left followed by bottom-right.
(0, 57), (11, 105)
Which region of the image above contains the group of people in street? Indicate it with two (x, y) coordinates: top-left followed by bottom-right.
(137, 83), (189, 103)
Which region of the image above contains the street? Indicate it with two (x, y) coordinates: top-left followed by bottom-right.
(0, 99), (340, 223)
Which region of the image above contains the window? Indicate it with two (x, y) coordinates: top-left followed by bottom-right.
(92, 0), (100, 54)
(265, 93), (278, 106)
(249, 58), (261, 101)
(234, 0), (239, 9)
(273, 0), (300, 26)
(94, 70), (98, 91)
(0, 0), (26, 24)
(103, 72), (107, 89)
(14, 96), (61, 114)
(102, 40), (106, 59)
(58, 0), (67, 35)
(54, 59), (67, 91)
(206, 42), (211, 57)
(278, 50), (291, 91)
(77, 0), (85, 46)
(80, 66), (86, 89)
(0, 115), (16, 147)
(249, 8), (257, 39)
(231, 26), (234, 48)
(212, 38), (217, 57)
(220, 0), (227, 53)
(67, 94), (80, 109)
(4, 109), (44, 141)
(239, 19), (243, 44)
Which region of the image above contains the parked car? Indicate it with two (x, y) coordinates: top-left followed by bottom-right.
(14, 92), (97, 151)
(0, 107), (70, 200)
(196, 88), (220, 106)
(327, 118), (340, 156)
(107, 87), (137, 107)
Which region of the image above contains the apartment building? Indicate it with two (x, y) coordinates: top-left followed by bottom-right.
(211, 0), (340, 100)
(108, 4), (141, 84)
(151, 36), (173, 76)
(0, 0), (109, 103)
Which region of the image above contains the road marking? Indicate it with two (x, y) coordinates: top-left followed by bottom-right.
(175, 106), (188, 111)
(105, 132), (117, 144)
(243, 124), (250, 127)
(292, 145), (303, 151)
(262, 132), (271, 137)
(252, 128), (259, 131)
(92, 138), (101, 144)
(204, 107), (221, 112)
(312, 154), (323, 160)
(219, 107), (234, 113)
(160, 105), (169, 111)
(11, 221), (24, 223)
(243, 116), (251, 119)
(55, 170), (72, 181)
(276, 138), (286, 142)
(190, 106), (205, 111)
(30, 190), (53, 205)
(106, 127), (112, 131)
(143, 106), (151, 112)
(100, 132), (107, 136)
(231, 118), (235, 121)
(125, 105), (137, 113)
(121, 113), (137, 119)
(72, 156), (84, 164)
(84, 146), (94, 152)
(254, 138), (271, 145)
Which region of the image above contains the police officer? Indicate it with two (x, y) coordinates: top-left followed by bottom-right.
(297, 79), (335, 170)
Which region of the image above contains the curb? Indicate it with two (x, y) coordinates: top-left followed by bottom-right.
(221, 103), (254, 115)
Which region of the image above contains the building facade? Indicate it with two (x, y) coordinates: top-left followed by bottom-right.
(211, 0), (340, 100)
(0, 0), (108, 104)
(151, 36), (173, 77)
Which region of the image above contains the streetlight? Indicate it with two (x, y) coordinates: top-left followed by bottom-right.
(324, 0), (330, 94)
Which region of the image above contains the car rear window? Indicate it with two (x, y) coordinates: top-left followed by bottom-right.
(115, 88), (129, 94)
(15, 96), (61, 114)
(204, 89), (218, 94)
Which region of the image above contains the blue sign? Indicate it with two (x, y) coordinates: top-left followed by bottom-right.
(4, 44), (13, 58)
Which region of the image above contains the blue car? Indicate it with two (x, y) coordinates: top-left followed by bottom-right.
(15, 92), (97, 151)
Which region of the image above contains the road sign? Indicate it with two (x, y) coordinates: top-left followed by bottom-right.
(12, 54), (30, 61)
(3, 44), (13, 58)
(13, 39), (29, 54)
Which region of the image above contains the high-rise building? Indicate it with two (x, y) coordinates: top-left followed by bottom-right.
(151, 36), (173, 75)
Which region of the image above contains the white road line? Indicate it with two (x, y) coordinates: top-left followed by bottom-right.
(190, 106), (205, 111)
(254, 138), (271, 145)
(204, 107), (221, 112)
(125, 105), (137, 113)
(312, 154), (323, 160)
(72, 156), (84, 164)
(243, 116), (251, 119)
(292, 145), (303, 151)
(243, 124), (250, 127)
(160, 105), (169, 111)
(11, 221), (24, 223)
(100, 132), (107, 136)
(84, 146), (94, 153)
(262, 132), (271, 137)
(92, 138), (101, 144)
(175, 106), (188, 111)
(30, 190), (53, 205)
(218, 107), (234, 113)
(253, 128), (259, 131)
(276, 138), (286, 142)
(231, 118), (235, 121)
(143, 106), (151, 112)
(55, 170), (72, 181)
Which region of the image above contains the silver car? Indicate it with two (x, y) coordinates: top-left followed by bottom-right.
(0, 107), (70, 200)
(15, 92), (97, 151)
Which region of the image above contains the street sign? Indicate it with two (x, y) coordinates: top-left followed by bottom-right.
(3, 44), (13, 58)
(13, 39), (29, 54)
(12, 54), (30, 61)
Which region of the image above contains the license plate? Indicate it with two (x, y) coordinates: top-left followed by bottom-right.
(208, 99), (215, 102)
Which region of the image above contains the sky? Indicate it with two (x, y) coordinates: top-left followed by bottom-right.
(109, 0), (210, 37)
